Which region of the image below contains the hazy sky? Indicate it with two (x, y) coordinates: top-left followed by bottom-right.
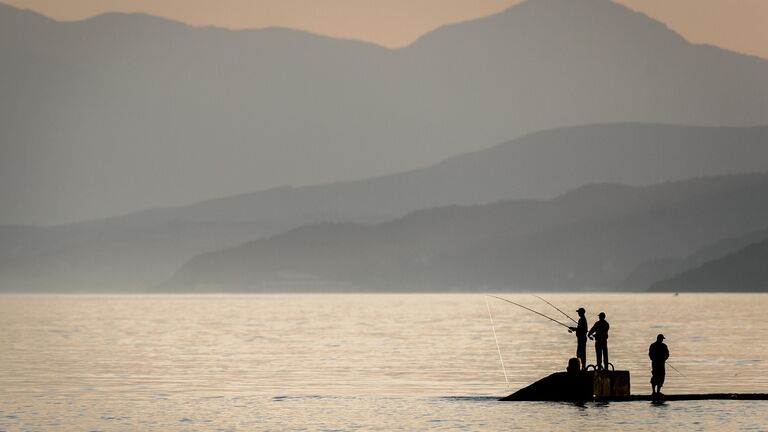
(5, 0), (768, 58)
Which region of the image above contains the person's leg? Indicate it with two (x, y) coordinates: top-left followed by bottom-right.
(603, 345), (609, 369)
(595, 344), (602, 369)
(658, 371), (665, 395)
(597, 342), (606, 370)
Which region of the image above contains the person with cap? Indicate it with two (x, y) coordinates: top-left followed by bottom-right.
(569, 307), (589, 370)
(588, 312), (610, 370)
(649, 334), (670, 395)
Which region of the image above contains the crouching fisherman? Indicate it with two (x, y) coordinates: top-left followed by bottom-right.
(649, 334), (670, 395)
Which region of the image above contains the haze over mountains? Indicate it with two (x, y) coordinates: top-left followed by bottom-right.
(2, 124), (768, 292)
(167, 172), (768, 292)
(3, 0), (768, 225)
(2, 0), (768, 293)
(650, 238), (768, 292)
(619, 226), (768, 291)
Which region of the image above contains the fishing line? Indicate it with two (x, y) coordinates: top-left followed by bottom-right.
(485, 296), (510, 389)
(532, 294), (578, 324)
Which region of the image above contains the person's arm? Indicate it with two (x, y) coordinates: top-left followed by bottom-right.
(649, 345), (653, 360)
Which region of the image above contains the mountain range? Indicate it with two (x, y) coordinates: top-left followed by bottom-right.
(618, 227), (768, 291)
(2, 123), (768, 292)
(2, 0), (768, 225)
(651, 238), (768, 292)
(166, 172), (768, 292)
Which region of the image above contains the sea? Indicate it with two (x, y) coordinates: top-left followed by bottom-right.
(1, 293), (767, 431)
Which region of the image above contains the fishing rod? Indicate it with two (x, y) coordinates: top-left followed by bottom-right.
(667, 362), (684, 377)
(532, 294), (577, 325)
(485, 294), (572, 330)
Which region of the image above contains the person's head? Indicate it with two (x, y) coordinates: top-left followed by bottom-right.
(598, 312), (606, 320)
(576, 307), (585, 317)
(657, 334), (665, 342)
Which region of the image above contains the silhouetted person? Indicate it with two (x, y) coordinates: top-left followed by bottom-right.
(567, 357), (581, 373)
(649, 334), (669, 395)
(588, 312), (610, 370)
(569, 307), (588, 369)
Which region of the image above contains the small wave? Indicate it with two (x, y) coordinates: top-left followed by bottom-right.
(735, 359), (763, 365)
(272, 395), (350, 401)
(438, 396), (500, 402)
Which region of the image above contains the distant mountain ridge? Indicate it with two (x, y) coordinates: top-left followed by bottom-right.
(3, 0), (768, 224)
(650, 239), (768, 292)
(166, 173), (768, 292)
(113, 123), (768, 226)
(2, 123), (768, 292)
(618, 227), (768, 291)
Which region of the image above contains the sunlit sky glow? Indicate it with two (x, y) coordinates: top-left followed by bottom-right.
(3, 0), (768, 58)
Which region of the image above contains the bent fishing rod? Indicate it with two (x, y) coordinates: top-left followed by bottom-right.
(532, 294), (577, 324)
(485, 294), (572, 330)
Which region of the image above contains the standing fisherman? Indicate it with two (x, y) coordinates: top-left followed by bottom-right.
(649, 334), (670, 395)
(588, 312), (610, 370)
(569, 308), (588, 370)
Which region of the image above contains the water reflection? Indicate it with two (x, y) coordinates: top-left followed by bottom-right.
(0, 293), (767, 430)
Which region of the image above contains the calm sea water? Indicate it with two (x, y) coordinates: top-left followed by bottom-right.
(1, 293), (767, 431)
